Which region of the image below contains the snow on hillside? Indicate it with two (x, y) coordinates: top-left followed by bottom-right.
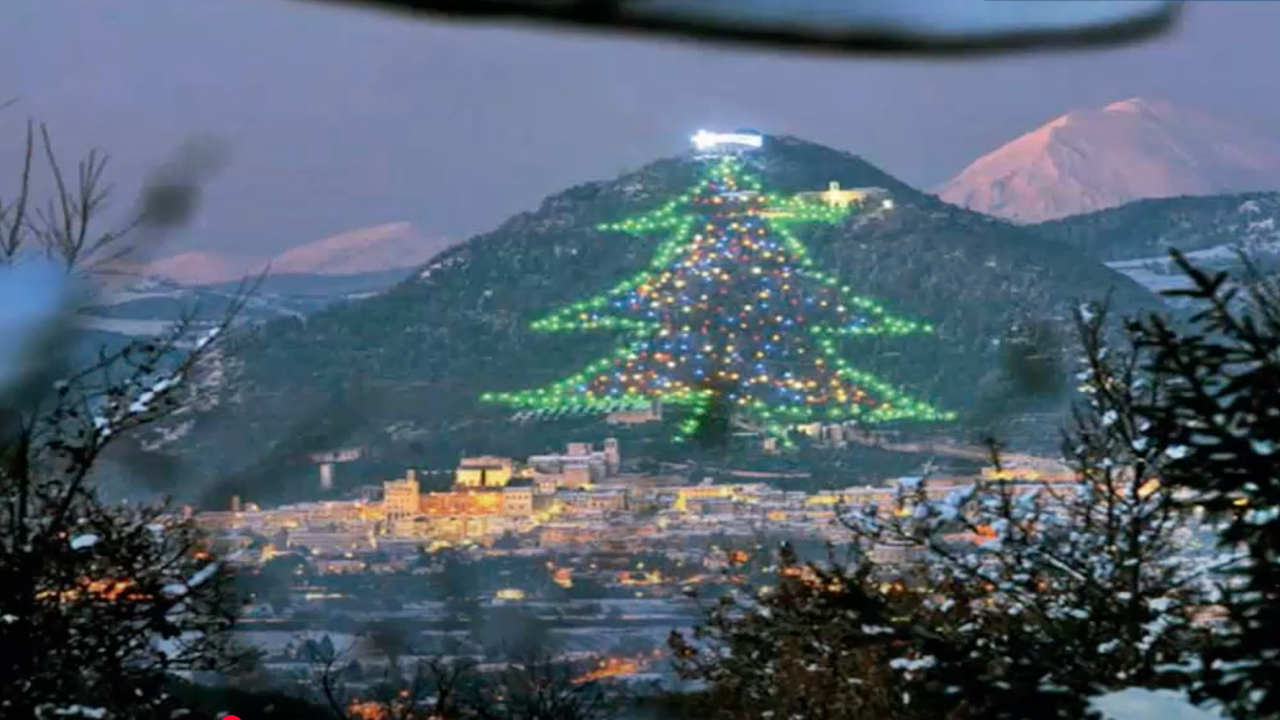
(74, 223), (454, 340)
(1103, 198), (1280, 303)
(937, 98), (1280, 223)
(74, 316), (177, 336)
(1091, 688), (1226, 720)
(419, 252), (467, 281)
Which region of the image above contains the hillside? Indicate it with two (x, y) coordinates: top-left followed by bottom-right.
(72, 266), (417, 376)
(157, 135), (1162, 507)
(1032, 192), (1280, 262)
(936, 98), (1280, 223)
(79, 266), (414, 335)
(1032, 192), (1280, 301)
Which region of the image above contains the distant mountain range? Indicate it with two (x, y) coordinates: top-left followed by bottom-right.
(936, 97), (1280, 223)
(143, 252), (247, 287)
(70, 267), (416, 375)
(75, 223), (455, 350)
(137, 221), (453, 285)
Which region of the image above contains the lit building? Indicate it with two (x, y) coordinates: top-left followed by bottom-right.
(531, 471), (564, 494)
(390, 515), (434, 538)
(563, 462), (595, 486)
(419, 483), (534, 519)
(807, 486), (897, 507)
(794, 182), (890, 208)
(427, 515), (529, 544)
(422, 490), (503, 517)
(527, 439), (621, 489)
(456, 456), (514, 488)
(554, 488), (627, 514)
(603, 438), (621, 474)
(667, 483), (763, 511)
(793, 422), (851, 447)
(383, 471), (421, 523)
(502, 486), (535, 516)
(539, 521), (610, 547)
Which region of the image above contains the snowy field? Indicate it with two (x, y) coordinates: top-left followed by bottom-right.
(1092, 688), (1227, 720)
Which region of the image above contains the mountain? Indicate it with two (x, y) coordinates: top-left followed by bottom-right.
(143, 222), (451, 285)
(145, 251), (250, 285)
(1032, 192), (1280, 303)
(155, 135), (1163, 507)
(72, 265), (419, 372)
(76, 222), (451, 349)
(259, 222), (451, 276)
(936, 98), (1280, 223)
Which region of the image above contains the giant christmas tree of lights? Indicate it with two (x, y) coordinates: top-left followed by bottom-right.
(482, 153), (955, 442)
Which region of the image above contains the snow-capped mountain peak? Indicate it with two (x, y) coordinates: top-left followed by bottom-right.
(935, 97), (1280, 223)
(256, 221), (450, 277)
(145, 251), (251, 286)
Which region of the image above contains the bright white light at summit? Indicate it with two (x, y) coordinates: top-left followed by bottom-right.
(691, 130), (764, 151)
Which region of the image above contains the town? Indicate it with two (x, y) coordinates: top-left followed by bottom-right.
(190, 436), (1080, 694)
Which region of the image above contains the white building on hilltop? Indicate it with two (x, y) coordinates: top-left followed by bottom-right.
(795, 182), (891, 209)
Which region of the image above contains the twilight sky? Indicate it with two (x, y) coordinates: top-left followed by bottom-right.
(5, 0), (1280, 262)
